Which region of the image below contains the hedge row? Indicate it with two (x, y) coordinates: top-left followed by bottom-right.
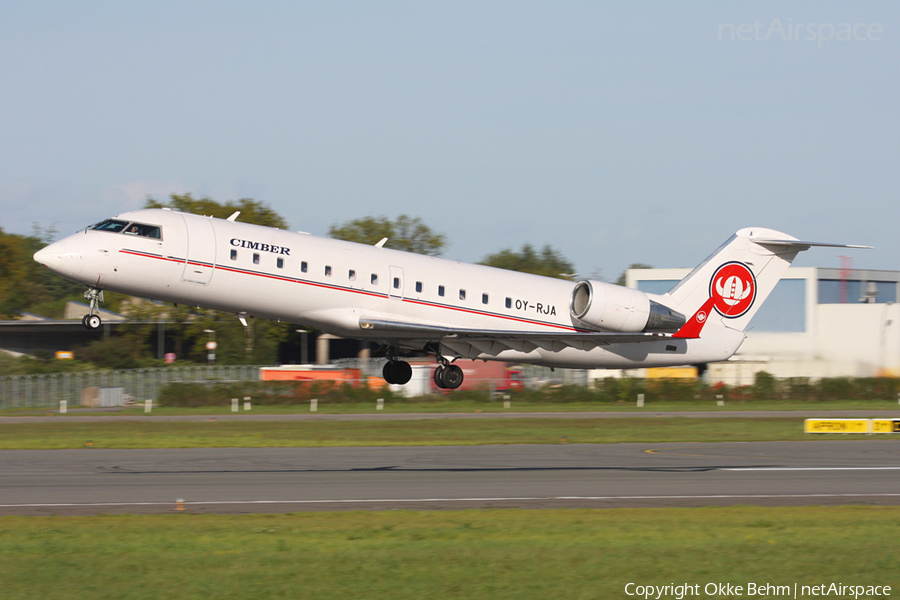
(156, 374), (900, 406)
(158, 380), (402, 407)
(583, 374), (900, 403)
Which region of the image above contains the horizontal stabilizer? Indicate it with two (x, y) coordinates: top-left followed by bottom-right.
(749, 237), (873, 250)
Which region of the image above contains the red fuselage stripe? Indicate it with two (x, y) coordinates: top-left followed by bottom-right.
(119, 249), (581, 332)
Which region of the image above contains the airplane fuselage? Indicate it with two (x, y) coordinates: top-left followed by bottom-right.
(36, 209), (747, 372)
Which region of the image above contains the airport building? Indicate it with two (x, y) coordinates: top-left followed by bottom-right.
(627, 266), (900, 384)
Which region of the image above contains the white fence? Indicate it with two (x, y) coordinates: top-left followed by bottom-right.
(3, 360), (802, 410)
(0, 365), (266, 409)
(0, 360), (586, 409)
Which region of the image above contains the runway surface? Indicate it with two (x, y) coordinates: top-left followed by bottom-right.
(2, 440), (899, 515)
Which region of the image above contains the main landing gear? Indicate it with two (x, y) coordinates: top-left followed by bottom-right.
(433, 360), (463, 390)
(382, 347), (413, 385)
(382, 360), (412, 385)
(81, 287), (104, 330)
(380, 348), (465, 389)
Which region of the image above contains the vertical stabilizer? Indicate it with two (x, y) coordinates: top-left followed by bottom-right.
(662, 228), (805, 334)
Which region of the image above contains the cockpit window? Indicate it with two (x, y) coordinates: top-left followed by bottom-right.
(91, 219), (162, 239)
(124, 223), (162, 239)
(92, 219), (129, 233)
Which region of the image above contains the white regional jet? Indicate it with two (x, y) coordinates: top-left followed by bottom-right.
(33, 209), (866, 388)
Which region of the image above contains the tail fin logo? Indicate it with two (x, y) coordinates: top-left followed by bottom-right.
(710, 262), (756, 318)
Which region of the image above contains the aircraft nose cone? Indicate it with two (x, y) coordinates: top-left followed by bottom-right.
(34, 241), (66, 270)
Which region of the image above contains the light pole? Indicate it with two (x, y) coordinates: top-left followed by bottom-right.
(204, 329), (216, 365)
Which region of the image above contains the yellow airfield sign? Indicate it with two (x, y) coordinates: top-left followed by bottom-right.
(805, 419), (900, 434)
(871, 419), (900, 433)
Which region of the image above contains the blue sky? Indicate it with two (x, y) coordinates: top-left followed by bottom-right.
(1, 1), (896, 280)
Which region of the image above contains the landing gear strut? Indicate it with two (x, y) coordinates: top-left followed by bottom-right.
(382, 348), (412, 385)
(82, 288), (103, 330)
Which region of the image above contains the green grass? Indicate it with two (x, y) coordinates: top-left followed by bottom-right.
(1, 507), (897, 599)
(0, 416), (892, 449)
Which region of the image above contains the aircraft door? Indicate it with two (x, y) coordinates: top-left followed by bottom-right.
(389, 266), (403, 299)
(181, 215), (217, 284)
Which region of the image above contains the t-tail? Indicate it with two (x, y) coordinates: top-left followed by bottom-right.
(655, 228), (871, 339)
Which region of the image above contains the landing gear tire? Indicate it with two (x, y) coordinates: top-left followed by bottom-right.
(395, 361), (412, 384)
(382, 360), (412, 385)
(82, 287), (104, 331)
(436, 364), (463, 389)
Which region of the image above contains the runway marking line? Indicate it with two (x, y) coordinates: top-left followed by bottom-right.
(644, 447), (900, 465)
(721, 466), (900, 471)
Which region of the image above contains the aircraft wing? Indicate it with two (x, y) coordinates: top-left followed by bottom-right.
(359, 317), (670, 356)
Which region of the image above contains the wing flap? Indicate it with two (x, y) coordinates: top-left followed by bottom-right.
(359, 317), (671, 350)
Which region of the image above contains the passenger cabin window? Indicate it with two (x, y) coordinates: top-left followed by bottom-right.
(230, 249), (237, 260)
(482, 293), (489, 305)
(459, 289), (466, 301)
(349, 269), (356, 281)
(325, 266), (332, 277)
(505, 297), (512, 309)
(301, 261), (308, 273)
(371, 273), (379, 285)
(438, 285), (445, 297)
(277, 258), (284, 269)
(415, 281), (423, 293)
(253, 253), (260, 265)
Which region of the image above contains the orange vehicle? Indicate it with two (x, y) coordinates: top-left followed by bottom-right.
(259, 366), (364, 399)
(259, 366), (362, 384)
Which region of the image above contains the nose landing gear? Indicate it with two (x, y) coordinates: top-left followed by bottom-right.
(82, 288), (104, 330)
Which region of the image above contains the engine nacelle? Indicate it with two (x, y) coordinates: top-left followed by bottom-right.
(569, 280), (686, 333)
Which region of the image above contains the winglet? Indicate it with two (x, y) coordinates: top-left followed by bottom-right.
(672, 297), (716, 339)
